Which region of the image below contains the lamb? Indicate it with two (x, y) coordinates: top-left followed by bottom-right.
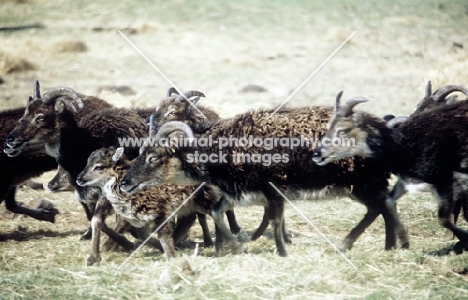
(120, 106), (409, 257)
(47, 164), (194, 252)
(313, 91), (468, 253)
(4, 85), (149, 264)
(0, 80), (111, 223)
(76, 146), (244, 258)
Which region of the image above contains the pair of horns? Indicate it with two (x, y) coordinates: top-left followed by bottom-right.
(334, 91), (369, 117)
(29, 80), (84, 112)
(165, 87), (205, 102)
(425, 81), (468, 103)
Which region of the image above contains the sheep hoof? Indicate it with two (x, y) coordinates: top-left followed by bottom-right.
(231, 242), (245, 255)
(450, 242), (468, 255)
(80, 229), (92, 241)
(277, 249), (288, 257)
(86, 255), (102, 266)
(203, 238), (214, 247)
(338, 240), (353, 252)
(230, 225), (242, 235)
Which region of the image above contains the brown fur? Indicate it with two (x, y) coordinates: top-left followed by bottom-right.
(122, 105), (408, 257)
(0, 84), (111, 223)
(77, 147), (243, 258)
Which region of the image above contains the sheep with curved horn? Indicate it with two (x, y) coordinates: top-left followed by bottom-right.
(121, 102), (409, 257)
(314, 91), (468, 254)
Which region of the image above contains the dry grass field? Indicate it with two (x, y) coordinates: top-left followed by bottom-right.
(1, 0), (468, 299)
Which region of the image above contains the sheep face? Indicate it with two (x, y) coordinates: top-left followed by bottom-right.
(47, 165), (74, 192)
(120, 145), (194, 195)
(313, 93), (374, 166)
(414, 82), (468, 114)
(154, 90), (206, 128)
(4, 85), (83, 158)
(76, 147), (125, 188)
(4, 100), (60, 157)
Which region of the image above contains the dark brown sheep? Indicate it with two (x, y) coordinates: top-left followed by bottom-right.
(121, 105), (408, 257)
(314, 91), (468, 254)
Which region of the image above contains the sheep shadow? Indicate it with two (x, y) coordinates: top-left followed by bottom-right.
(0, 227), (85, 242)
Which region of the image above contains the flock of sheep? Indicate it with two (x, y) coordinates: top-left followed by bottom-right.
(1, 80), (468, 265)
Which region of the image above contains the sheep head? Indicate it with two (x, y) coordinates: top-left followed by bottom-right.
(312, 91), (374, 166)
(413, 81), (468, 114)
(4, 80), (83, 157)
(47, 165), (74, 192)
(120, 120), (195, 195)
(76, 147), (130, 188)
(153, 88), (206, 127)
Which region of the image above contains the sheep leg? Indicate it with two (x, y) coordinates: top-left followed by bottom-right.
(251, 204), (292, 243)
(225, 209), (242, 234)
(128, 226), (164, 252)
(386, 179), (410, 248)
(196, 213), (214, 247)
(157, 218), (176, 259)
(101, 222), (134, 252)
(269, 200), (287, 257)
(435, 185), (468, 253)
(210, 210), (244, 255)
(102, 215), (131, 252)
(3, 186), (57, 223)
(340, 209), (379, 251)
(88, 198), (105, 266)
(79, 201), (94, 240)
(251, 206), (270, 241)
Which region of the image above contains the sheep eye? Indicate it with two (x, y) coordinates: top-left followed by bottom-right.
(37, 115), (45, 122)
(337, 128), (351, 136)
(169, 111), (176, 115)
(93, 165), (103, 171)
(148, 156), (159, 164)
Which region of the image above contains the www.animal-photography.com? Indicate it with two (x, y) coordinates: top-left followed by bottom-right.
(1, 1), (468, 299)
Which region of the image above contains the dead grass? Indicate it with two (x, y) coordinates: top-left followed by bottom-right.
(0, 49), (36, 75)
(1, 0), (468, 299)
(51, 41), (88, 54)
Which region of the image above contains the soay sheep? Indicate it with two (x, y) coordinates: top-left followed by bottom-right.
(120, 105), (408, 257)
(313, 91), (468, 253)
(4, 85), (149, 264)
(76, 146), (244, 258)
(384, 82), (468, 239)
(0, 80), (111, 223)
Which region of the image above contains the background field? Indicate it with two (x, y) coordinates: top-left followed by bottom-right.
(1, 0), (468, 299)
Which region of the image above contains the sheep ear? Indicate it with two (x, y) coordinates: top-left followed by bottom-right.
(112, 147), (125, 163)
(54, 100), (65, 114)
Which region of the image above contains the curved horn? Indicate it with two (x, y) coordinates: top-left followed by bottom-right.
(334, 91), (344, 113)
(446, 94), (458, 104)
(42, 87), (84, 110)
(55, 96), (80, 113)
(382, 114), (396, 122)
(148, 114), (158, 137)
(424, 81), (432, 99)
(432, 85), (468, 102)
(386, 116), (409, 128)
(155, 121), (194, 141)
(166, 87), (179, 98)
(338, 96), (369, 117)
(175, 90), (206, 102)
